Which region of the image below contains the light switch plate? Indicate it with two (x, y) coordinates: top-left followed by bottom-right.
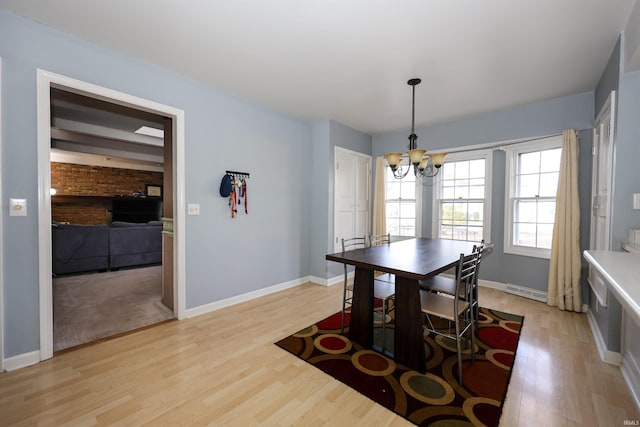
(634, 193), (640, 210)
(9, 198), (27, 216)
(188, 203), (200, 215)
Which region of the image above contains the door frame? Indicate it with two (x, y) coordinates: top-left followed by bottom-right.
(333, 146), (371, 252)
(589, 90), (616, 252)
(0, 56), (4, 371)
(36, 70), (186, 360)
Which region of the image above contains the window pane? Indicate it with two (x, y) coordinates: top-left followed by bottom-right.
(442, 186), (455, 199)
(441, 202), (453, 221)
(540, 148), (561, 172)
(469, 159), (485, 178)
(455, 161), (469, 179)
(517, 174), (539, 197)
(454, 184), (469, 199)
(468, 203), (483, 221)
(386, 182), (400, 199)
(442, 163), (455, 180)
(400, 182), (415, 199)
(386, 202), (399, 217)
(514, 223), (536, 247)
(469, 185), (484, 198)
(519, 152), (540, 174)
(539, 172), (559, 197)
(440, 225), (453, 239)
(515, 200), (537, 223)
(399, 218), (415, 236)
(537, 224), (554, 248)
(467, 226), (483, 242)
(537, 200), (556, 223)
(399, 202), (415, 218)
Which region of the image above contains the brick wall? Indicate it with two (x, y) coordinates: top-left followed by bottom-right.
(51, 162), (163, 225)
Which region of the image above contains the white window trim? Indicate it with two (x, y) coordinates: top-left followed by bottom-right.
(384, 156), (422, 238)
(503, 135), (563, 259)
(431, 149), (492, 243)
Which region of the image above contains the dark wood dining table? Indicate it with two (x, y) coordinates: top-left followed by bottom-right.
(326, 238), (476, 372)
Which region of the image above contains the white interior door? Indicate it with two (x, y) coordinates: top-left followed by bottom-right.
(334, 147), (371, 252)
(588, 91), (616, 306)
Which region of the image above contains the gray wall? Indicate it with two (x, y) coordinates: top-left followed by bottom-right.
(372, 92), (594, 293)
(0, 11), (312, 357)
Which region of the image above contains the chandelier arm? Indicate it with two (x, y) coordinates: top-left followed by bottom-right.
(417, 165), (441, 179)
(392, 164), (412, 179)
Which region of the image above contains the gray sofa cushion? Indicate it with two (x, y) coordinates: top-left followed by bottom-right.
(52, 224), (110, 275)
(109, 223), (162, 269)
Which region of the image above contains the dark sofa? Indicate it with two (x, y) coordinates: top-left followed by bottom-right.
(109, 221), (162, 270)
(52, 224), (110, 275)
(52, 221), (162, 275)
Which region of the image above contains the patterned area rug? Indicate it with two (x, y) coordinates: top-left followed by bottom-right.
(275, 307), (523, 427)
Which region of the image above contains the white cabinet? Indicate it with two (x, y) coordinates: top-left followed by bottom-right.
(334, 147), (371, 252)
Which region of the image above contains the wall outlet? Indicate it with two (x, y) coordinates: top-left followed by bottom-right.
(634, 193), (640, 210)
(188, 203), (200, 215)
(9, 198), (27, 216)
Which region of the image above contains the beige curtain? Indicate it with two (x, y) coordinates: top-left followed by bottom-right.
(372, 156), (387, 236)
(547, 129), (581, 311)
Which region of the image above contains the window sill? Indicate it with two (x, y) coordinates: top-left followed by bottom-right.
(504, 246), (551, 260)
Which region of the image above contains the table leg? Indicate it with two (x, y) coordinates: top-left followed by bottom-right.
(349, 267), (374, 347)
(394, 275), (425, 372)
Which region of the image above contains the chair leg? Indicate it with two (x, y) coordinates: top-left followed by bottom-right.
(455, 316), (463, 384)
(381, 299), (387, 353)
(341, 285), (348, 334)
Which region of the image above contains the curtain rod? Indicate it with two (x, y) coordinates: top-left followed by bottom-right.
(439, 129), (584, 155)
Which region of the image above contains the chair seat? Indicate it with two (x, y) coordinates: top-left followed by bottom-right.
(374, 272), (395, 284)
(373, 280), (395, 300)
(419, 275), (459, 297)
(419, 290), (469, 321)
(345, 280), (395, 301)
(347, 280), (396, 300)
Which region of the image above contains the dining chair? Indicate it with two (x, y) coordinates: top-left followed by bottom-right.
(368, 233), (396, 353)
(419, 250), (480, 385)
(340, 235), (395, 354)
(419, 240), (491, 327)
(340, 236), (367, 334)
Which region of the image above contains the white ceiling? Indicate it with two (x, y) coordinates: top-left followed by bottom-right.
(0, 0), (637, 134)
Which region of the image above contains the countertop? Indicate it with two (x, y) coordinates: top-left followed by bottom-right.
(584, 250), (640, 328)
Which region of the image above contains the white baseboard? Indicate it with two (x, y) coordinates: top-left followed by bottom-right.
(185, 275), (313, 318)
(586, 308), (622, 365)
(621, 352), (640, 412)
(310, 273), (344, 287)
(4, 350), (40, 372)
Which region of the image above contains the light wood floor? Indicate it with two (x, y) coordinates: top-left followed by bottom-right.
(1, 283), (638, 426)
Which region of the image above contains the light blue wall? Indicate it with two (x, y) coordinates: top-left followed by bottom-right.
(0, 11), (312, 357)
(373, 92), (594, 292)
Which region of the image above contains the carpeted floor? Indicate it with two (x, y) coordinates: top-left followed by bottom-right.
(53, 265), (174, 352)
(276, 306), (523, 427)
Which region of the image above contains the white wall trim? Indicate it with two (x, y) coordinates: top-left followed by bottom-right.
(0, 56), (4, 372)
(36, 69), (187, 362)
(586, 308), (622, 365)
(621, 352), (640, 413)
(185, 276), (314, 318)
(4, 351), (40, 372)
(310, 272), (349, 287)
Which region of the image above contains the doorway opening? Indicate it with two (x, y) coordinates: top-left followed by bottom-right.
(37, 70), (186, 360)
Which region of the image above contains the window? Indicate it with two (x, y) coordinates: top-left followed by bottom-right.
(433, 150), (491, 243)
(385, 159), (421, 237)
(504, 136), (562, 258)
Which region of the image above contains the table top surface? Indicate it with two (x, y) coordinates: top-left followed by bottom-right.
(326, 238), (477, 280)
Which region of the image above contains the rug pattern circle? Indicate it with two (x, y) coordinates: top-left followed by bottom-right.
(275, 306), (524, 427)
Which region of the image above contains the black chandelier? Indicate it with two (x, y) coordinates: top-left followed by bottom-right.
(384, 78), (446, 179)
